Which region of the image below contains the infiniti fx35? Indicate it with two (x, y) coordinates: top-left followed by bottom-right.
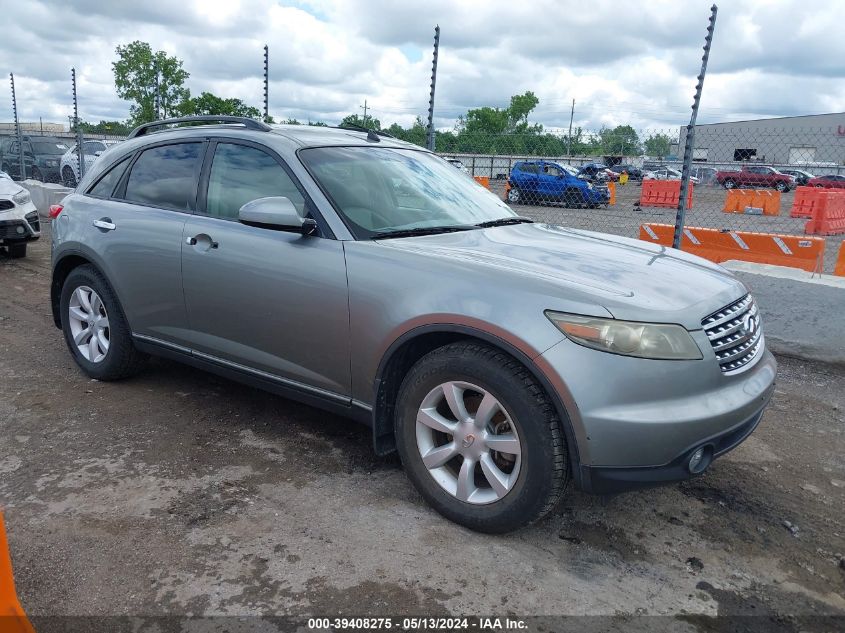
(50, 116), (776, 533)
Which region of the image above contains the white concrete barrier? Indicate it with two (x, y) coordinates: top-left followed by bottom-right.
(20, 180), (73, 218)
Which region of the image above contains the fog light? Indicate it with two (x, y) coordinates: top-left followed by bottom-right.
(688, 447), (707, 474)
(15, 226), (25, 234)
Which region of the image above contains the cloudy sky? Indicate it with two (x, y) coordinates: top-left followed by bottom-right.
(3, 0), (845, 132)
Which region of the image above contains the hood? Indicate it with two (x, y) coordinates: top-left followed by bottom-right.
(379, 223), (747, 329)
(0, 177), (24, 197)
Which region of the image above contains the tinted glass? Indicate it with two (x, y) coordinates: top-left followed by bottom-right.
(88, 157), (130, 198)
(83, 141), (107, 153)
(519, 163), (537, 174)
(205, 143), (305, 220)
(124, 143), (201, 210)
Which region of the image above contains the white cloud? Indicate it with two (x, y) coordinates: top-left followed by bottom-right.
(2, 0), (844, 132)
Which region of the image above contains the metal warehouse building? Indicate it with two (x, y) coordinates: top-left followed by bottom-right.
(677, 112), (845, 166)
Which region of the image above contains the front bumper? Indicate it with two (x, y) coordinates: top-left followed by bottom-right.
(535, 334), (777, 493)
(0, 207), (41, 243)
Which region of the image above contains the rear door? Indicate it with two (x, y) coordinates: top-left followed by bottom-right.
(180, 139), (351, 397)
(81, 141), (202, 346)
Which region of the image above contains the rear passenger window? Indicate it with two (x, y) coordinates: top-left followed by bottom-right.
(87, 157), (130, 198)
(204, 143), (305, 220)
(123, 143), (202, 210)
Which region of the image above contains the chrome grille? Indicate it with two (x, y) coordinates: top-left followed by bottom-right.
(702, 294), (764, 374)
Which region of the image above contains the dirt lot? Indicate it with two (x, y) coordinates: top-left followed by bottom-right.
(1, 228), (844, 631)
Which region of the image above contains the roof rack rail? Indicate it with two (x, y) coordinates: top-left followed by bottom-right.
(127, 115), (272, 139)
(337, 124), (394, 141)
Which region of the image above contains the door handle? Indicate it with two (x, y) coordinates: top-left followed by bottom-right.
(186, 234), (219, 249)
(93, 218), (116, 231)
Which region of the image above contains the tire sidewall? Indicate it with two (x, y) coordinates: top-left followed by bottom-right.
(60, 266), (128, 379)
(395, 347), (563, 532)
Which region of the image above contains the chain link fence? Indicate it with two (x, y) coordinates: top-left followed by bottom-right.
(2, 116), (844, 273)
(436, 125), (845, 274)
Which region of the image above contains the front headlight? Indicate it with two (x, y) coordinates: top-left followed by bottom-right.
(545, 312), (703, 360)
(44, 159), (58, 167)
(12, 190), (30, 205)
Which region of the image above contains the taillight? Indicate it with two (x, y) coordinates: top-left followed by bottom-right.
(49, 204), (63, 219)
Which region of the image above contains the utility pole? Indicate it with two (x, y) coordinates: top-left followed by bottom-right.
(359, 100), (369, 127)
(672, 5), (718, 249)
(10, 73), (25, 180)
(263, 44), (269, 122)
(154, 59), (161, 119)
(426, 25), (440, 151)
(566, 98), (575, 160)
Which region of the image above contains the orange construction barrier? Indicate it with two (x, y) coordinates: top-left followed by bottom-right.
(607, 181), (616, 206)
(0, 513), (35, 633)
(503, 181), (511, 202)
(790, 186), (820, 218)
(804, 190), (845, 235)
(639, 180), (693, 209)
(722, 189), (780, 216)
(473, 176), (490, 189)
(835, 243), (845, 277)
(639, 223), (825, 273)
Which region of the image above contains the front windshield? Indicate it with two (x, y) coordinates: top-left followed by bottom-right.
(300, 146), (516, 238)
(31, 141), (68, 155)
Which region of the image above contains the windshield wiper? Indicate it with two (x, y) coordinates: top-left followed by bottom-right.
(371, 225), (478, 239)
(475, 216), (534, 228)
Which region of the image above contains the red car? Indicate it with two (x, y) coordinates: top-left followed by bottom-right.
(807, 174), (845, 189)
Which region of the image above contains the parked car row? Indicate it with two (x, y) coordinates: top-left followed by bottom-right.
(0, 135), (121, 186)
(0, 135), (69, 182)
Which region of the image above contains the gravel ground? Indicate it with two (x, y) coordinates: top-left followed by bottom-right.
(1, 228), (844, 631)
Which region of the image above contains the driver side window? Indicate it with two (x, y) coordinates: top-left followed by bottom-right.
(204, 143), (305, 221)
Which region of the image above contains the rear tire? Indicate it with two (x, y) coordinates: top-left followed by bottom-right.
(60, 265), (147, 381)
(394, 342), (568, 533)
(7, 243), (26, 259)
(30, 167), (43, 182)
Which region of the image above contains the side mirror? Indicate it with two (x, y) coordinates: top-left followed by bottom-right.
(238, 197), (317, 236)
(94, 150), (103, 157)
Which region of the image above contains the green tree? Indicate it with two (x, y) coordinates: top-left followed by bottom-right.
(113, 41), (190, 125)
(598, 125), (641, 156)
(78, 120), (132, 136)
(644, 133), (672, 158)
(178, 92), (262, 119)
(340, 113), (381, 130)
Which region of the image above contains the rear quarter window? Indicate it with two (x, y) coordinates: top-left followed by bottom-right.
(122, 143), (202, 211)
(86, 156), (131, 199)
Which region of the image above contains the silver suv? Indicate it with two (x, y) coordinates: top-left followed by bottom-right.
(50, 116), (776, 533)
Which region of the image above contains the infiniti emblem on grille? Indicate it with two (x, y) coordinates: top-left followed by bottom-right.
(741, 314), (758, 337)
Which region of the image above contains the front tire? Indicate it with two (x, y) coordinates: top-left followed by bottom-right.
(60, 265), (146, 381)
(62, 166), (78, 188)
(775, 181), (788, 192)
(723, 179), (736, 189)
(562, 187), (585, 209)
(507, 186), (522, 204)
(394, 342), (568, 533)
(7, 243), (26, 258)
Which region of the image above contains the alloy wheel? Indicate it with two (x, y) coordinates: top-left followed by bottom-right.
(415, 381), (522, 505)
(68, 286), (110, 363)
